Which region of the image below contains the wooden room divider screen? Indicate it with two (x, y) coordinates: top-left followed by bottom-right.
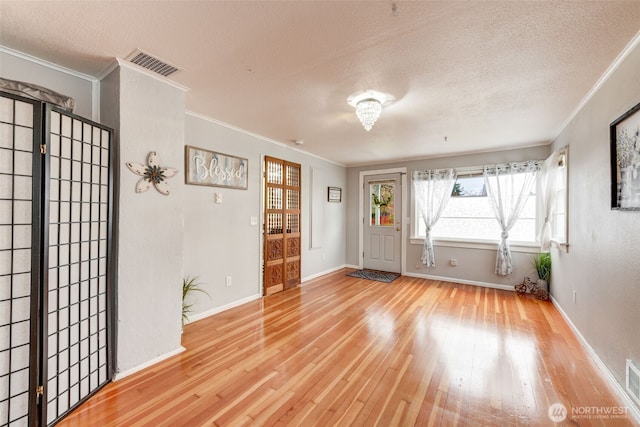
(263, 156), (301, 296)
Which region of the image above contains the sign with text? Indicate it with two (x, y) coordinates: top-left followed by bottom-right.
(185, 145), (248, 189)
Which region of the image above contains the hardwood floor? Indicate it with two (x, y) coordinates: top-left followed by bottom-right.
(59, 270), (634, 426)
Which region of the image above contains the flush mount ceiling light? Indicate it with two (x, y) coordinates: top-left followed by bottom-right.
(347, 90), (394, 132)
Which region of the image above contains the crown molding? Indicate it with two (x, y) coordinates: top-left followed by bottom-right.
(0, 45), (97, 83)
(553, 30), (640, 141)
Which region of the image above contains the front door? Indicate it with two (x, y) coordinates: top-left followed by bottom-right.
(363, 174), (401, 273)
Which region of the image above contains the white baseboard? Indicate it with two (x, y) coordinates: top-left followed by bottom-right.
(114, 346), (185, 381)
(551, 296), (640, 424)
(114, 294), (261, 381)
(187, 294), (262, 324)
(302, 264), (352, 283)
(403, 271), (515, 292)
(344, 264), (360, 269)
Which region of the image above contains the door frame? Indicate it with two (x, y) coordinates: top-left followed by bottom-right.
(358, 167), (407, 274)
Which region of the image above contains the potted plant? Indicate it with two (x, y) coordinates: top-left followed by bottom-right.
(182, 276), (210, 327)
(533, 252), (551, 292)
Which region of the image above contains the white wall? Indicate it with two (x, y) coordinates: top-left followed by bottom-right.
(551, 38), (640, 407)
(0, 48), (96, 119)
(101, 63), (187, 374)
(346, 145), (551, 288)
(183, 114), (347, 317)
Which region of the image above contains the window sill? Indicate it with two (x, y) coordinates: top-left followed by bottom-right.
(550, 239), (569, 253)
(409, 236), (540, 253)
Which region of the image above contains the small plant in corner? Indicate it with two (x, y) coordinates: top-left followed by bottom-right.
(182, 276), (210, 327)
(533, 252), (551, 284)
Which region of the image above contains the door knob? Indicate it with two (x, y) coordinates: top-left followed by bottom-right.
(396, 227), (401, 231)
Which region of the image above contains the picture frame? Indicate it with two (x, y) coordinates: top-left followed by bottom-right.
(328, 186), (342, 203)
(610, 101), (640, 210)
(184, 145), (248, 190)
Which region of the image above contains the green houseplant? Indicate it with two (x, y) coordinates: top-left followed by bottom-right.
(533, 252), (551, 291)
(182, 276), (210, 326)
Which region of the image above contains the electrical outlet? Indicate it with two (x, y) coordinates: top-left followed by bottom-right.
(450, 258), (457, 266)
(226, 276), (232, 287)
(573, 290), (576, 303)
(415, 264), (421, 269)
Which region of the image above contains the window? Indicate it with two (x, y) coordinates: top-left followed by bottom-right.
(370, 181), (395, 227)
(415, 173), (537, 243)
(551, 150), (568, 247)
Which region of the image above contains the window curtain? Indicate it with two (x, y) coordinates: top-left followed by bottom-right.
(483, 161), (540, 275)
(413, 169), (457, 267)
(538, 150), (561, 251)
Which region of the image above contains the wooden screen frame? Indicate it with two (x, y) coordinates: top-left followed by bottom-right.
(263, 156), (301, 296)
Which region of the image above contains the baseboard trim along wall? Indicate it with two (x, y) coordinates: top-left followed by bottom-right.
(114, 346), (186, 381)
(302, 265), (354, 283)
(551, 296), (640, 424)
(187, 293), (262, 324)
(403, 271), (515, 292)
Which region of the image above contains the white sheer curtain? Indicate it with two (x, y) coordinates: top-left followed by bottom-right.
(483, 161), (540, 275)
(413, 169), (457, 268)
(538, 150), (561, 251)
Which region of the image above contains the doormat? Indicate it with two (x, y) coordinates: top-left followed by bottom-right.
(347, 269), (400, 283)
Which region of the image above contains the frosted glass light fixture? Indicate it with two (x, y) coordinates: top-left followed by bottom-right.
(355, 99), (382, 131)
(347, 90), (393, 132)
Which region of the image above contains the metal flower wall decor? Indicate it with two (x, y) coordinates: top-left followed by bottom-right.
(126, 151), (178, 195)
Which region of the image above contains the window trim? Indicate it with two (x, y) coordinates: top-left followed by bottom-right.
(409, 236), (540, 253)
(550, 146), (570, 252)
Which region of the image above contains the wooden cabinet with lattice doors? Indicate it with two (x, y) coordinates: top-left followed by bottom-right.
(264, 156), (301, 295)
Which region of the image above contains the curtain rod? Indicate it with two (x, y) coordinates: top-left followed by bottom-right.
(416, 160), (544, 176)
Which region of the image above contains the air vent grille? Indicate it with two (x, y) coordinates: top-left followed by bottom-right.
(126, 50), (180, 77)
(627, 359), (640, 407)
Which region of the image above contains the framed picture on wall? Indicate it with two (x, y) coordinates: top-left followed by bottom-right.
(610, 101), (640, 210)
(328, 186), (342, 203)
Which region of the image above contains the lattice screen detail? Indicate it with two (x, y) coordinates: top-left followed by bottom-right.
(264, 156), (301, 295)
(45, 110), (110, 425)
(0, 95), (35, 426)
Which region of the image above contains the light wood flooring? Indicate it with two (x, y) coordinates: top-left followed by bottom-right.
(59, 269), (635, 426)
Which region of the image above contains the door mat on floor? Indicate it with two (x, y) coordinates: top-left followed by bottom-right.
(347, 269), (400, 283)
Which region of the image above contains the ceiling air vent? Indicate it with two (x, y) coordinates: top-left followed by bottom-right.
(125, 49), (181, 77)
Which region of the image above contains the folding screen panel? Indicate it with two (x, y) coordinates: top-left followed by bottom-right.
(43, 107), (113, 425)
(0, 93), (40, 427)
(0, 91), (115, 427)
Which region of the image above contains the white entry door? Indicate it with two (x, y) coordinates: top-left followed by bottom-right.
(363, 174), (402, 273)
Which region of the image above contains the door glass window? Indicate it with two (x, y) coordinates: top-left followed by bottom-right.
(370, 182), (395, 227)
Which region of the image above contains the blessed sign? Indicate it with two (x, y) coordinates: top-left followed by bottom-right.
(185, 145), (248, 189)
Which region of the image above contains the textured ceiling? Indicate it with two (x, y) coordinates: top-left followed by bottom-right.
(1, 1), (639, 166)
